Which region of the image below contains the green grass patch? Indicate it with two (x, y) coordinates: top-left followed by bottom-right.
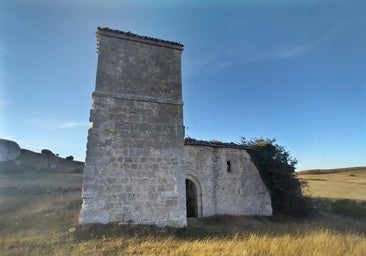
(331, 199), (366, 219)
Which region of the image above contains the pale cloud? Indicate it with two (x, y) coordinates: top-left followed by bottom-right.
(272, 44), (309, 59)
(217, 61), (232, 68)
(224, 25), (341, 63)
(185, 53), (218, 68)
(55, 121), (89, 129)
(184, 45), (253, 72)
(36, 119), (88, 129)
(183, 10), (346, 74)
(185, 37), (311, 71)
(271, 24), (342, 60)
(0, 133), (40, 152)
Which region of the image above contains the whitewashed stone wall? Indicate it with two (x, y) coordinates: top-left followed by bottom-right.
(185, 144), (272, 217)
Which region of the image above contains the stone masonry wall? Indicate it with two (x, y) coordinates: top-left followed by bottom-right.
(79, 28), (186, 227)
(185, 145), (272, 217)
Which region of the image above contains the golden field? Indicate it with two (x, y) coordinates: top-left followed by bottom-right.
(298, 167), (366, 200)
(0, 153), (365, 256)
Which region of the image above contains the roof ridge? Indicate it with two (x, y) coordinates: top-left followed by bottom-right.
(184, 137), (251, 150)
(97, 27), (184, 47)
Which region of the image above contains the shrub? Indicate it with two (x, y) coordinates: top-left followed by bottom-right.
(331, 199), (366, 219)
(66, 156), (74, 161)
(41, 149), (55, 156)
(241, 137), (312, 217)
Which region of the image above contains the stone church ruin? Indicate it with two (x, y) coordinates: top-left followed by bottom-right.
(79, 27), (272, 227)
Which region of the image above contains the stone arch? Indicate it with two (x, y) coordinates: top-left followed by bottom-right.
(185, 174), (202, 218)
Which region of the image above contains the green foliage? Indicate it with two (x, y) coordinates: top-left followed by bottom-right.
(241, 137), (312, 217)
(331, 199), (366, 219)
(66, 156), (74, 161)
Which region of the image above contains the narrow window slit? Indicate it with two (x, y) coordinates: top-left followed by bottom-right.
(226, 160), (231, 173)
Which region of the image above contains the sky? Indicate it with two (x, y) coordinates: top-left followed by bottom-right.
(1, 0), (365, 170)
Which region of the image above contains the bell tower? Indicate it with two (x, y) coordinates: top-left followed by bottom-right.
(79, 27), (186, 227)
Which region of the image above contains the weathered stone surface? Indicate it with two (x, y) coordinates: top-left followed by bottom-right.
(80, 28), (186, 227)
(0, 139), (21, 162)
(80, 28), (272, 228)
(184, 144), (272, 217)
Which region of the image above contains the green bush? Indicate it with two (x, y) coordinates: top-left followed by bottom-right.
(66, 156), (74, 161)
(241, 138), (312, 217)
(331, 199), (366, 219)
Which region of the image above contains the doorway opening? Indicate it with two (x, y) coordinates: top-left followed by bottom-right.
(186, 179), (198, 217)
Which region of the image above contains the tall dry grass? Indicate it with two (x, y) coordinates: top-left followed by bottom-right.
(1, 228), (365, 256)
(122, 230), (365, 256)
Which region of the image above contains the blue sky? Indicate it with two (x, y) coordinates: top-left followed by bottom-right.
(1, 0), (365, 170)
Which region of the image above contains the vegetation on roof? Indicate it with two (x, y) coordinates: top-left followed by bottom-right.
(97, 27), (184, 47)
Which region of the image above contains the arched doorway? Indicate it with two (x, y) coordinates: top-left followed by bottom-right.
(186, 179), (198, 217)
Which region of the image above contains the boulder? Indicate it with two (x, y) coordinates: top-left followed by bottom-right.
(41, 149), (55, 156)
(0, 139), (21, 162)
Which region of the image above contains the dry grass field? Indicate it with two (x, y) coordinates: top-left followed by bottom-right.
(0, 152), (365, 255)
(298, 167), (366, 200)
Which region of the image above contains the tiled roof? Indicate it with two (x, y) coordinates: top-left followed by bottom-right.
(184, 137), (251, 150)
(97, 27), (184, 47)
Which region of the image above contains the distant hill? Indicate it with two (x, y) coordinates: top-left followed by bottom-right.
(0, 139), (84, 174)
(298, 166), (366, 175)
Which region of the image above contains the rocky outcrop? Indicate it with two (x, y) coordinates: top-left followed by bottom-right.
(0, 139), (21, 162)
